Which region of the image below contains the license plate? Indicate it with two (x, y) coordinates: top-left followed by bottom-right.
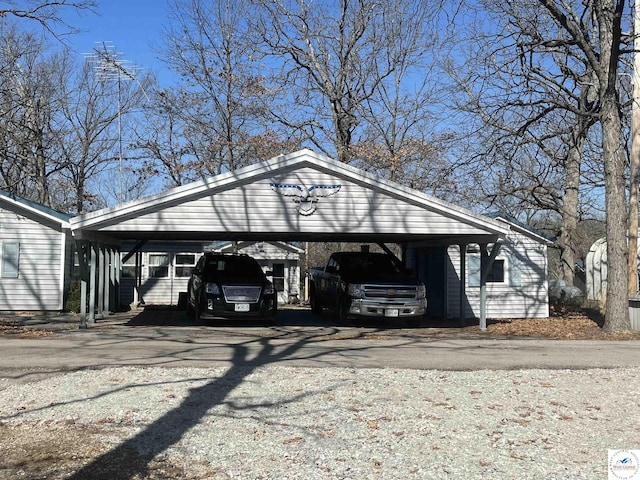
(385, 309), (399, 317)
(235, 303), (250, 312)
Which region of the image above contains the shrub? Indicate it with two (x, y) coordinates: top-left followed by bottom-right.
(64, 280), (82, 313)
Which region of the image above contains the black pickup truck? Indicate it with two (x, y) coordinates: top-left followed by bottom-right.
(309, 251), (426, 325)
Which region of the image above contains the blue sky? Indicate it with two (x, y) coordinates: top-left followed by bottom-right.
(61, 0), (174, 85)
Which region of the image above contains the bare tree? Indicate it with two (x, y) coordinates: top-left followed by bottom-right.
(453, 0), (630, 330)
(0, 0), (97, 39)
(160, 0), (287, 176)
(252, 0), (421, 163)
(449, 0), (606, 293)
(134, 88), (198, 188)
(536, 0), (630, 331)
(348, 0), (456, 196)
(55, 55), (151, 213)
(0, 25), (68, 204)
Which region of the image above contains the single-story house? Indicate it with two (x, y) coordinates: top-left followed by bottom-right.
(0, 189), (75, 311)
(3, 150), (553, 327)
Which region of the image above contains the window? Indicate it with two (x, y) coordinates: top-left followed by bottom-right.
(72, 250), (80, 279)
(175, 254), (196, 278)
(148, 253), (169, 278)
(121, 254), (136, 278)
(467, 245), (523, 288)
(272, 263), (285, 292)
(487, 259), (505, 283)
(468, 254), (506, 286)
(1, 242), (19, 278)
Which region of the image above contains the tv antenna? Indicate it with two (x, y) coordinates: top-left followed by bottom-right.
(83, 42), (149, 204)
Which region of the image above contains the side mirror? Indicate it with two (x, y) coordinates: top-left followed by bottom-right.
(265, 270), (273, 277)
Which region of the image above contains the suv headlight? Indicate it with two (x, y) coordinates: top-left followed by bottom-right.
(263, 283), (275, 295)
(347, 283), (364, 298)
(205, 283), (220, 295)
(417, 284), (426, 299)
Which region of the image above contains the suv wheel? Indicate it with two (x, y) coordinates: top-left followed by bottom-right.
(310, 287), (322, 314)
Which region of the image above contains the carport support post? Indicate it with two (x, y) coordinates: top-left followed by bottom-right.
(479, 242), (502, 331)
(96, 244), (105, 319)
(78, 241), (90, 329)
(133, 250), (142, 307)
(479, 243), (488, 331)
(89, 242), (97, 324)
(111, 247), (119, 313)
(459, 244), (467, 327)
(103, 247), (111, 315)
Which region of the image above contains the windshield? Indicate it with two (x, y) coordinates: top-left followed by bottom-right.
(202, 256), (265, 279)
(341, 254), (402, 275)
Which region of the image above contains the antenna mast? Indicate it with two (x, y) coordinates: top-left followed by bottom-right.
(84, 42), (143, 204)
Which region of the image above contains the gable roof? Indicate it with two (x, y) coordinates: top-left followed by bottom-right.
(0, 189), (71, 227)
(488, 213), (554, 246)
(207, 240), (305, 254)
(70, 149), (510, 245)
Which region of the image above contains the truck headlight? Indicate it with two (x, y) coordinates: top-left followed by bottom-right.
(417, 284), (426, 299)
(263, 284), (275, 295)
(347, 283), (364, 298)
(205, 283), (220, 295)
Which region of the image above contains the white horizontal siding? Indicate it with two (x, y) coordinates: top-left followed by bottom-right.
(119, 242), (205, 305)
(445, 232), (549, 319)
(101, 170), (494, 236)
(0, 209), (64, 311)
(119, 241), (301, 305)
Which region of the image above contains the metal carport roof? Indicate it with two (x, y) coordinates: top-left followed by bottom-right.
(70, 149), (509, 245)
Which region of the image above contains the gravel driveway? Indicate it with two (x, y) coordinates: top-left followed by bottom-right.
(1, 362), (639, 479)
(1, 308), (639, 479)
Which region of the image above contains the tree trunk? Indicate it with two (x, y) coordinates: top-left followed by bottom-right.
(558, 125), (583, 286)
(601, 93), (630, 331)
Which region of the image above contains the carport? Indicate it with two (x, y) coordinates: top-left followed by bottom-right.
(69, 149), (511, 330)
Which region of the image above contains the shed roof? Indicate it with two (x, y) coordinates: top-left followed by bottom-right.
(70, 149), (510, 245)
(0, 189), (71, 227)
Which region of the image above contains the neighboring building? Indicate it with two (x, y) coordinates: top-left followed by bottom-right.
(0, 190), (74, 311)
(585, 237), (609, 304)
(120, 240), (303, 306)
(209, 241), (304, 304)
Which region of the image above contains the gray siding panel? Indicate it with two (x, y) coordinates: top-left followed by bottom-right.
(0, 209), (64, 310)
(445, 231), (549, 319)
(102, 171), (494, 236)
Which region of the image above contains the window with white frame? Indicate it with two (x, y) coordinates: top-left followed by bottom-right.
(1, 242), (20, 278)
(121, 253), (136, 278)
(175, 253), (196, 278)
(467, 246), (522, 287)
(148, 253), (169, 278)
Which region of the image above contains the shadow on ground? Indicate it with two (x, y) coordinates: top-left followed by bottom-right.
(123, 304), (474, 330)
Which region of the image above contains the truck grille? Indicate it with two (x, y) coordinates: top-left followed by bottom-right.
(363, 285), (417, 299)
(222, 286), (261, 303)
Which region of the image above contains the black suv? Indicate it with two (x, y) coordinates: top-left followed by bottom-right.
(187, 253), (277, 322)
